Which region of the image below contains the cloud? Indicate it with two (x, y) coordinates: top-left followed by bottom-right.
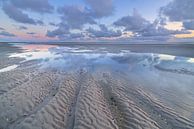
(46, 0), (114, 40)
(1, 0), (52, 25)
(49, 22), (58, 26)
(57, 5), (96, 29)
(69, 33), (84, 39)
(87, 24), (122, 38)
(36, 20), (44, 25)
(114, 9), (150, 32)
(2, 3), (37, 24)
(114, 10), (190, 40)
(10, 0), (54, 13)
(46, 23), (70, 38)
(27, 32), (36, 35)
(0, 27), (5, 30)
(84, 0), (114, 18)
(58, 32), (84, 40)
(135, 21), (190, 37)
(160, 0), (194, 30)
(0, 31), (15, 37)
(2, 3), (44, 25)
(18, 25), (27, 30)
(183, 21), (194, 30)
(47, 22), (84, 40)
(160, 0), (194, 21)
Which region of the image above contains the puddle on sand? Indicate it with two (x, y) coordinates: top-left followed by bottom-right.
(7, 44), (194, 72)
(8, 44), (134, 71)
(9, 51), (61, 61)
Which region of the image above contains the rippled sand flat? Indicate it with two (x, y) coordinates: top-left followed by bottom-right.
(0, 43), (194, 129)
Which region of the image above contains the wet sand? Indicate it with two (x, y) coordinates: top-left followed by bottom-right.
(0, 43), (194, 129)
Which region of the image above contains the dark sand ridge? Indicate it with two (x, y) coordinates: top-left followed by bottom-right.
(0, 43), (194, 129)
(96, 70), (194, 129)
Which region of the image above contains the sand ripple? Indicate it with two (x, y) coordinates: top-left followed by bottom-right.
(74, 74), (118, 129)
(0, 73), (56, 128)
(0, 70), (194, 129)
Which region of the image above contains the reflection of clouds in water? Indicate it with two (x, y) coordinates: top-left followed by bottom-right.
(188, 58), (194, 63)
(9, 51), (61, 61)
(111, 53), (149, 64)
(51, 46), (131, 54)
(120, 50), (131, 53)
(157, 54), (176, 61)
(51, 46), (109, 53)
(9, 44), (60, 62)
(39, 52), (129, 72)
(10, 45), (131, 71)
(52, 47), (83, 53)
(8, 44), (194, 74)
(156, 54), (194, 64)
(154, 55), (194, 75)
(18, 44), (57, 52)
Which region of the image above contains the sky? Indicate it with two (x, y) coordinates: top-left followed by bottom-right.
(0, 0), (194, 42)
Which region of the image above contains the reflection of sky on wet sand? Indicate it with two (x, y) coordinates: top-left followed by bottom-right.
(16, 44), (57, 52)
(6, 44), (194, 73)
(9, 51), (61, 61)
(9, 44), (60, 62)
(157, 54), (176, 61)
(188, 58), (194, 63)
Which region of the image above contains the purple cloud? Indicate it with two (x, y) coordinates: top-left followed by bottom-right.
(87, 24), (122, 38)
(10, 0), (53, 13)
(0, 31), (15, 37)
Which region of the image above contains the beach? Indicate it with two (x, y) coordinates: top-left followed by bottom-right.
(0, 43), (194, 129)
